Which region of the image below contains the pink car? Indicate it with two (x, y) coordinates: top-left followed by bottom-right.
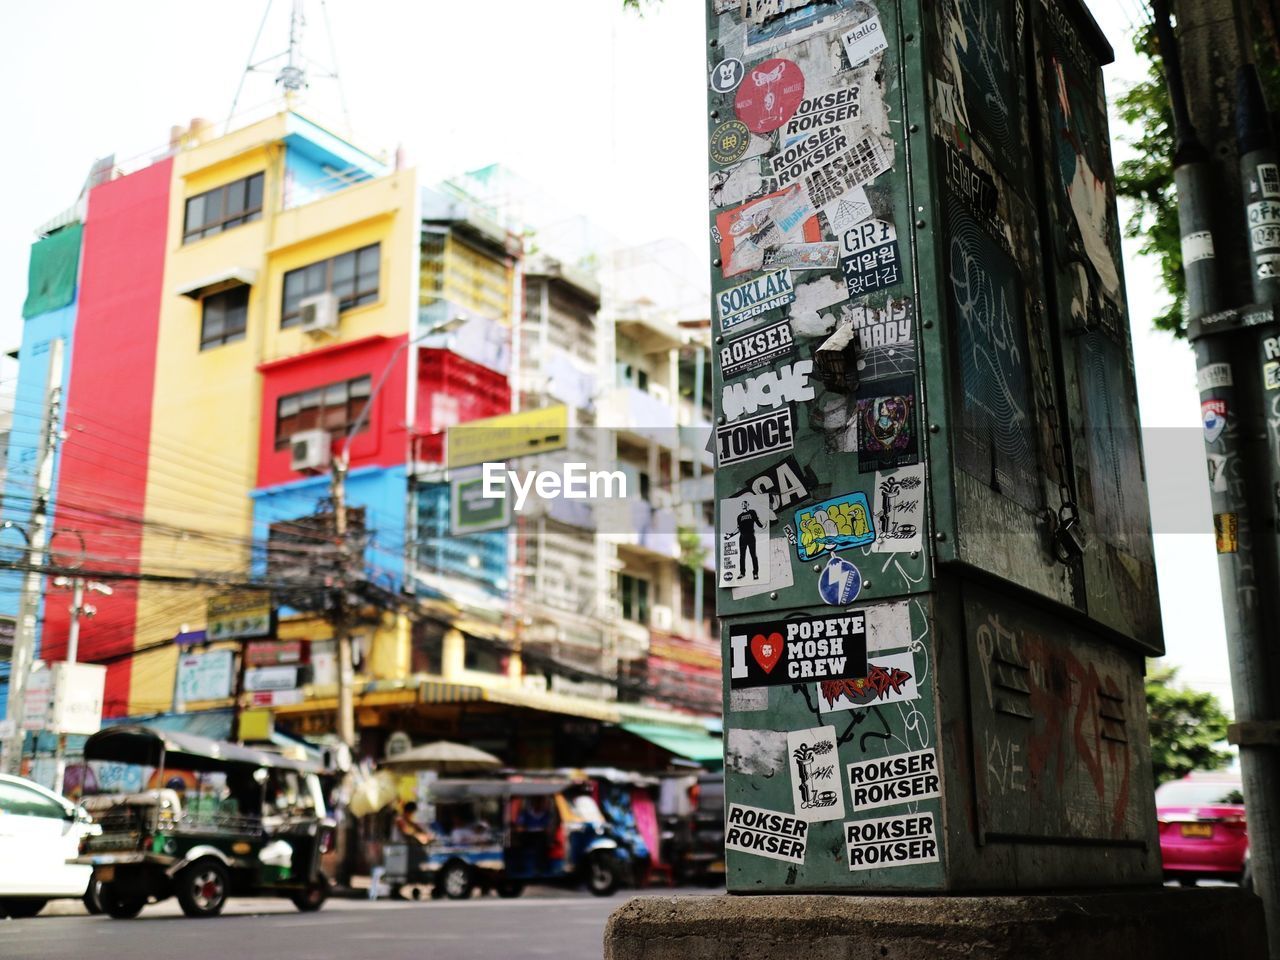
(1156, 771), (1250, 887)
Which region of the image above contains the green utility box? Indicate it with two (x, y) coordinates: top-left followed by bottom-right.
(707, 0), (1163, 892)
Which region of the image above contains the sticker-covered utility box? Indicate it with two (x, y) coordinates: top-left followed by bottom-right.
(707, 0), (1162, 892)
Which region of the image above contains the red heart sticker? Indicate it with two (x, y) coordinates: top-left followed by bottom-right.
(750, 632), (784, 673)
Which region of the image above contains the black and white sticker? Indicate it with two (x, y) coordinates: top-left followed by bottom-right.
(841, 15), (888, 67)
(732, 454), (814, 521)
(716, 407), (795, 466)
(728, 611), (869, 689)
(840, 219), (902, 297)
(720, 318), (797, 380)
(804, 136), (891, 207)
(722, 359), (815, 422)
(782, 84), (861, 141)
(847, 748), (941, 812)
(710, 57), (745, 93)
(771, 124), (853, 188)
(717, 268), (797, 333)
(787, 725), (845, 822)
(725, 802), (808, 864)
(844, 812), (939, 871)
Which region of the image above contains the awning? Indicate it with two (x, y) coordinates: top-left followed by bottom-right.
(175, 266), (258, 299)
(622, 722), (723, 765)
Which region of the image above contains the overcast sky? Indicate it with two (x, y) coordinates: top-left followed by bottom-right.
(0, 2), (1231, 708)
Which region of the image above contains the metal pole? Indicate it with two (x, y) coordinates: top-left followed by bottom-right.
(2, 339), (64, 775)
(51, 577), (85, 795)
(331, 457), (355, 752)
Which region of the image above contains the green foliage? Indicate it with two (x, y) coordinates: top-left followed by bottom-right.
(1146, 662), (1232, 786)
(678, 524), (709, 574)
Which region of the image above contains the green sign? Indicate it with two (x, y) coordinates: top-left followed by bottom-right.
(451, 475), (510, 534)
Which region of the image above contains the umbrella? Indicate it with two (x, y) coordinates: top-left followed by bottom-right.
(379, 740), (503, 774)
(348, 770), (400, 817)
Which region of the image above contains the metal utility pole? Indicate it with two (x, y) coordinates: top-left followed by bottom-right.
(1, 339), (64, 776)
(330, 456), (356, 752)
(1164, 0), (1280, 952)
(49, 575), (110, 794)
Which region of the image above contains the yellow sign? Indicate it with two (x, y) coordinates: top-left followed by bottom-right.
(1214, 512), (1239, 554)
(207, 592), (273, 641)
(446, 405), (569, 469)
(237, 709), (274, 743)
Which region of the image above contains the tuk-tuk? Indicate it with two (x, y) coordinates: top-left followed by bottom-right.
(384, 778), (627, 899)
(75, 725), (335, 918)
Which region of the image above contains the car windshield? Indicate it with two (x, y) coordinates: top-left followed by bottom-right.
(1156, 780), (1244, 806)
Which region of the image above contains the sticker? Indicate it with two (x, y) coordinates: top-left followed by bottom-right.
(782, 84), (861, 140)
(795, 492), (876, 562)
(787, 726), (845, 822)
(856, 376), (918, 472)
(840, 219), (903, 297)
(818, 554), (862, 606)
(1202, 399), (1227, 444)
(720, 318), (797, 380)
(769, 183), (818, 235)
(725, 802), (807, 864)
(710, 120), (752, 166)
(720, 493), (772, 588)
(717, 268), (797, 331)
(847, 749), (940, 812)
(726, 728), (786, 775)
(840, 15), (888, 68)
(1260, 162), (1280, 199)
(710, 57), (745, 94)
(1248, 200), (1280, 252)
(1266, 361), (1280, 390)
(716, 407), (796, 466)
(728, 611), (869, 688)
(1196, 363), (1233, 392)
(723, 359), (815, 422)
(732, 455), (814, 520)
(850, 299), (916, 383)
(804, 136), (891, 207)
(734, 58), (806, 134)
(844, 812), (939, 871)
(1215, 512), (1239, 554)
(822, 187), (871, 236)
(717, 191), (820, 278)
(817, 650), (918, 713)
(872, 464), (924, 553)
(1260, 253), (1280, 279)
(1207, 453), (1228, 494)
(729, 687), (770, 713)
(764, 242), (840, 271)
(732, 538), (794, 598)
(1181, 230), (1215, 266)
(770, 124), (848, 186)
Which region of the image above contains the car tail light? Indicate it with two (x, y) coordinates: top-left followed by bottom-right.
(1220, 813), (1247, 826)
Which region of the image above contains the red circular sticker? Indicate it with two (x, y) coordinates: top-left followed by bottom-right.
(734, 58), (806, 134)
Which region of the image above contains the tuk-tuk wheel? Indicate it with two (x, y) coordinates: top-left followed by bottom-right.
(99, 884), (146, 920)
(290, 880), (329, 913)
(438, 861), (474, 900)
(176, 858), (230, 918)
(496, 881), (524, 899)
(587, 853), (621, 897)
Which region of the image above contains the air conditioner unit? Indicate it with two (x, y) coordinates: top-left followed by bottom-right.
(651, 604), (673, 631)
(299, 292), (339, 335)
(290, 429), (331, 472)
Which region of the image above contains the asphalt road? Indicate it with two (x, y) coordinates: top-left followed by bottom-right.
(0, 887), (713, 960)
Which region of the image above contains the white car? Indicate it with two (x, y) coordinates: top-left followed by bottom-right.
(0, 773), (97, 918)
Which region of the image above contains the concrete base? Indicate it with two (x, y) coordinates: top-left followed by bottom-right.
(604, 888), (1266, 960)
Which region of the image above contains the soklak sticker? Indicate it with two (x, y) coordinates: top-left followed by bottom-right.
(1202, 399), (1227, 444)
(788, 725), (845, 822)
(840, 219), (903, 297)
(728, 611), (869, 688)
(710, 57), (746, 94)
(734, 58), (806, 134)
(795, 492), (876, 562)
(818, 554), (862, 606)
(725, 802), (807, 864)
(847, 749), (940, 813)
(719, 493), (771, 588)
(722, 360), (815, 422)
(716, 407), (796, 467)
(844, 812), (939, 871)
(710, 120), (752, 166)
(817, 650), (918, 713)
(732, 454), (814, 520)
(720, 318), (797, 380)
(717, 268), (798, 331)
(872, 464), (924, 553)
(841, 15), (888, 67)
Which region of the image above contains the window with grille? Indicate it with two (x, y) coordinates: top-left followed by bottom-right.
(274, 375), (372, 449)
(280, 244), (381, 328)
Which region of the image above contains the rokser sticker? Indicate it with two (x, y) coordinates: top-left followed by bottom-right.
(710, 57), (746, 94)
(725, 802), (807, 864)
(847, 749), (941, 812)
(844, 812), (940, 871)
(1202, 399), (1227, 444)
(795, 491), (876, 562)
(715, 407), (796, 466)
(1196, 363), (1233, 393)
(728, 610), (869, 688)
(788, 725), (846, 822)
(734, 58), (806, 134)
(817, 650), (918, 713)
(782, 83), (861, 140)
(732, 454), (814, 520)
(840, 15), (888, 67)
(717, 268), (798, 332)
(818, 554), (863, 606)
(872, 464), (924, 553)
(770, 124), (851, 188)
(720, 318), (797, 380)
(710, 120), (752, 166)
(722, 359), (815, 422)
(720, 493), (771, 588)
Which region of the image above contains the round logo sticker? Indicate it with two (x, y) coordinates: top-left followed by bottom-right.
(710, 57), (745, 94)
(710, 120), (751, 166)
(818, 554), (862, 606)
(734, 58), (805, 134)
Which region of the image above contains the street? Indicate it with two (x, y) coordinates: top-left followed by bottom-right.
(0, 887), (711, 960)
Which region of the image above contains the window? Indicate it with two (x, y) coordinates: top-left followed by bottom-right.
(0, 780), (66, 819)
(200, 286), (249, 350)
(183, 172), (264, 243)
(275, 375), (371, 449)
(620, 574), (650, 625)
(280, 244), (381, 328)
